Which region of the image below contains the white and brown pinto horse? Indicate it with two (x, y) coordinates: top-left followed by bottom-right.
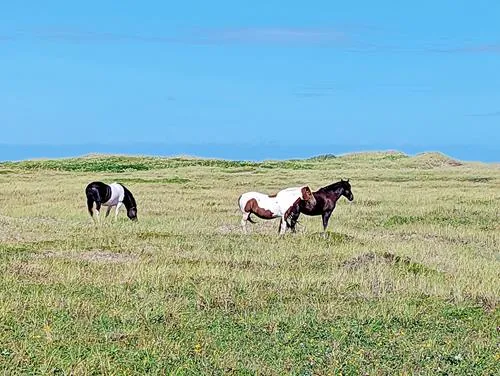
(85, 181), (137, 222)
(238, 186), (316, 234)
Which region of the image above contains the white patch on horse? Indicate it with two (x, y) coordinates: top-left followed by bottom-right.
(239, 192), (280, 215)
(102, 183), (125, 207)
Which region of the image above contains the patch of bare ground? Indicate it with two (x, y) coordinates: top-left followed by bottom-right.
(218, 219), (284, 234)
(341, 252), (379, 269)
(217, 224), (242, 234)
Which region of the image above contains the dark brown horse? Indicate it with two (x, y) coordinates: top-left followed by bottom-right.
(286, 179), (353, 232)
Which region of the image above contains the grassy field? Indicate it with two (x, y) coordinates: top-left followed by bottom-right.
(0, 151), (498, 375)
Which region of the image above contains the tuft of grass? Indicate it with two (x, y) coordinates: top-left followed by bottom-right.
(458, 176), (492, 183)
(384, 215), (423, 227)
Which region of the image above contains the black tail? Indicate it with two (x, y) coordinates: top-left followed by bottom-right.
(86, 197), (94, 217)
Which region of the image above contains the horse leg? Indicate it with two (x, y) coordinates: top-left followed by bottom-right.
(114, 202), (123, 221)
(284, 200), (301, 233)
(288, 211), (300, 233)
(241, 213), (249, 234)
(95, 202), (102, 224)
(279, 217), (287, 235)
(105, 206), (112, 218)
(322, 210), (332, 233)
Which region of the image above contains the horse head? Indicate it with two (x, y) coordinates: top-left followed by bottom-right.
(127, 206), (138, 221)
(340, 179), (354, 201)
(301, 186), (317, 206)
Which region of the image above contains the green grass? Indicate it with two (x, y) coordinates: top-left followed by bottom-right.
(118, 177), (191, 184)
(0, 152), (499, 375)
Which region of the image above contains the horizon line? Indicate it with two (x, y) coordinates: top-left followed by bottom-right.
(0, 145), (498, 164)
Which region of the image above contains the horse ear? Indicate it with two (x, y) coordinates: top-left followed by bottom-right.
(347, 178), (349, 182)
(341, 178), (344, 182)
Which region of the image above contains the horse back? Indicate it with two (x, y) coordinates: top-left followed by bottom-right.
(276, 187), (303, 212)
(85, 182), (112, 203)
(300, 192), (329, 215)
(239, 192), (268, 209)
(239, 191), (280, 214)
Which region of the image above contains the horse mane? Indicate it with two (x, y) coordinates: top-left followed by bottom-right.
(120, 184), (137, 209)
(317, 180), (346, 193)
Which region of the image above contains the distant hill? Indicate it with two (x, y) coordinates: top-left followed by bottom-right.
(0, 144), (498, 163)
(0, 150), (489, 173)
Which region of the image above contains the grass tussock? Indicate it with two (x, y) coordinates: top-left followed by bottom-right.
(0, 153), (498, 374)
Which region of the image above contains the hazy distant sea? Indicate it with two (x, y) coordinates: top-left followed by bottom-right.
(0, 143), (498, 163)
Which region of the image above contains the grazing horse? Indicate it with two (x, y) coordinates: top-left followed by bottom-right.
(287, 179), (353, 233)
(238, 186), (316, 234)
(85, 181), (137, 222)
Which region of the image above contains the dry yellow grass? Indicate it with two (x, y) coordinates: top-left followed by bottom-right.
(0, 152), (498, 374)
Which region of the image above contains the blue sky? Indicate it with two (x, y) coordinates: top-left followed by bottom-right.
(0, 1), (499, 160)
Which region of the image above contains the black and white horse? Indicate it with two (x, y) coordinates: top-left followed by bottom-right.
(85, 181), (137, 222)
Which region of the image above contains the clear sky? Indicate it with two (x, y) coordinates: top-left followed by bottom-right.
(1, 1), (499, 160)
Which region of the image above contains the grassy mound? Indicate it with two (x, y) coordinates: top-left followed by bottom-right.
(338, 150), (409, 161)
(409, 152), (463, 168)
